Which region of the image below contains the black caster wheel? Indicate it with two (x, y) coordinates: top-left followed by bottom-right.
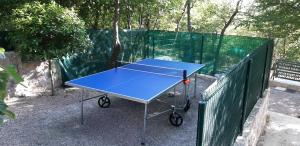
(183, 100), (191, 112)
(98, 95), (110, 108)
(169, 112), (183, 127)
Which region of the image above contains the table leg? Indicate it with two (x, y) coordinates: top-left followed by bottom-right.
(141, 104), (148, 145)
(81, 89), (84, 125)
(173, 86), (176, 95)
(184, 81), (188, 100)
(194, 73), (197, 98)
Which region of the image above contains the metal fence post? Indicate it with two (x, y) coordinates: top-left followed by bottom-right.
(239, 59), (252, 135)
(196, 100), (207, 146)
(260, 44), (269, 97)
(145, 31), (149, 58)
(266, 40), (274, 87)
(199, 35), (204, 64)
(152, 34), (155, 58)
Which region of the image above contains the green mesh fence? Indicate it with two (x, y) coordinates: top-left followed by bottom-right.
(148, 31), (203, 63)
(197, 58), (250, 146)
(147, 31), (218, 74)
(197, 40), (273, 146)
(147, 31), (266, 74)
(244, 43), (268, 118)
(0, 30), (267, 82)
(59, 29), (149, 82)
(58, 30), (267, 82)
(264, 41), (274, 87)
(214, 35), (267, 73)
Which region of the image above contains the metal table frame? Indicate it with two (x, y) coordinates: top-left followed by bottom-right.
(77, 72), (198, 145)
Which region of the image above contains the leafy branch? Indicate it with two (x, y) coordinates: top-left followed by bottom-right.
(0, 47), (23, 124)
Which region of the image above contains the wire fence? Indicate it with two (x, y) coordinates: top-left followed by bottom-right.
(0, 30), (266, 82)
(197, 40), (273, 146)
(57, 30), (266, 82)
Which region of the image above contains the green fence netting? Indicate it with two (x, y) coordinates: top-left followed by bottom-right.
(59, 29), (149, 82)
(148, 31), (218, 73)
(214, 35), (266, 73)
(197, 40), (273, 146)
(0, 30), (266, 82)
(244, 43), (268, 118)
(58, 30), (267, 82)
(197, 57), (250, 146)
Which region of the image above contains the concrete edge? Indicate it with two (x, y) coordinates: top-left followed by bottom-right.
(269, 79), (300, 92)
(234, 88), (270, 146)
(197, 74), (217, 81)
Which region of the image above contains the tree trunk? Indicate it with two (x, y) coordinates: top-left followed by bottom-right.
(101, 5), (106, 28)
(109, 0), (121, 68)
(212, 0), (242, 74)
(48, 60), (54, 96)
(187, 0), (192, 32)
(138, 6), (144, 29)
(187, 0), (193, 62)
(145, 13), (151, 30)
(175, 0), (189, 32)
(283, 38), (286, 58)
(125, 0), (132, 29)
(93, 9), (100, 29)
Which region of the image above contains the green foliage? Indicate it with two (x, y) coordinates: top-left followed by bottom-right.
(248, 0), (300, 39)
(0, 0), (34, 30)
(275, 38), (300, 61)
(0, 47), (23, 124)
(189, 1), (233, 32)
(1, 0), (235, 32)
(73, 0), (184, 30)
(242, 0), (300, 60)
(9, 1), (92, 61)
(77, 0), (114, 29)
(155, 0), (185, 30)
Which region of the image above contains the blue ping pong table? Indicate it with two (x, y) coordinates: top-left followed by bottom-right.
(66, 58), (204, 145)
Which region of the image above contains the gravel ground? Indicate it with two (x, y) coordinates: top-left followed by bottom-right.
(0, 76), (214, 146)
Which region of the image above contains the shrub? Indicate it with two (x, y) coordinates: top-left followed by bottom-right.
(9, 1), (92, 61)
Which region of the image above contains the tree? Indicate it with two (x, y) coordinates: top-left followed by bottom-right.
(187, 0), (192, 32)
(243, 0), (300, 60)
(77, 0), (114, 29)
(109, 0), (121, 68)
(0, 47), (23, 124)
(9, 2), (92, 95)
(212, 0), (242, 74)
(246, 0), (299, 39)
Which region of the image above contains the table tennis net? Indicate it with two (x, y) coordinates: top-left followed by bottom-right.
(119, 63), (184, 78)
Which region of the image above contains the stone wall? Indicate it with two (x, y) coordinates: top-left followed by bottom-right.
(234, 88), (270, 146)
(0, 51), (62, 98)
